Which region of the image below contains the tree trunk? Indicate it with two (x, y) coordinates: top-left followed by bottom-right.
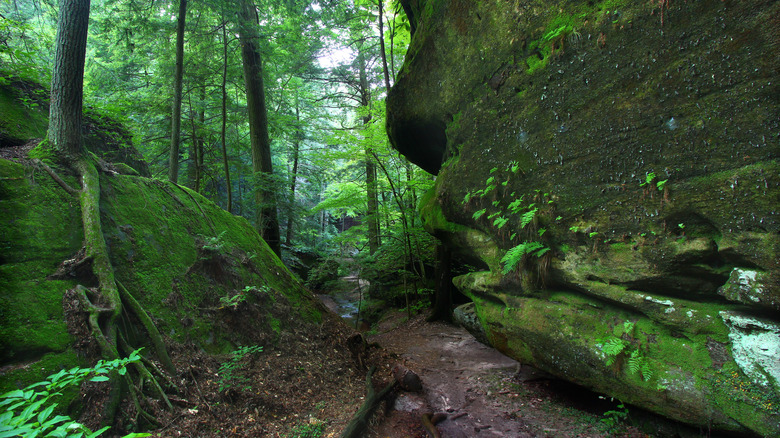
(220, 17), (232, 213)
(377, 0), (392, 91)
(237, 0), (281, 256)
(285, 95), (301, 246)
(168, 0), (187, 183)
(48, 0), (90, 158)
(357, 47), (381, 255)
(47, 2), (176, 429)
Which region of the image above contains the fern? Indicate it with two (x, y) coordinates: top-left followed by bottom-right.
(472, 208), (487, 220)
(602, 338), (627, 365)
(507, 197), (525, 214)
(494, 216), (509, 228)
(627, 350), (653, 381)
(520, 207), (538, 228)
(641, 360), (654, 382)
(535, 247), (551, 257)
(627, 350), (643, 374)
(500, 241), (545, 274)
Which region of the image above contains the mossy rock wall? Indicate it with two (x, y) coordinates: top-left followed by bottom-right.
(0, 158), (322, 394)
(389, 0), (779, 435)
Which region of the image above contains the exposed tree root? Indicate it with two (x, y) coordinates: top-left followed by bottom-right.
(44, 158), (176, 429)
(32, 158), (80, 195)
(340, 366), (396, 438)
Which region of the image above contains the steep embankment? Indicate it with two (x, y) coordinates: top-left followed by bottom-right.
(388, 0), (779, 435)
(0, 80), (368, 435)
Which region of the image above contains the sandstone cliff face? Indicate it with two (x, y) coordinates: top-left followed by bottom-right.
(388, 0), (779, 434)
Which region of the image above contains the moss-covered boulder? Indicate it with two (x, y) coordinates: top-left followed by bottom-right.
(0, 157), (322, 400)
(389, 0), (779, 435)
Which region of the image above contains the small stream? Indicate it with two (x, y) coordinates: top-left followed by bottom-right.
(317, 275), (370, 328)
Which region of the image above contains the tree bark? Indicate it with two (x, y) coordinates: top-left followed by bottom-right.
(285, 95), (301, 246)
(377, 0), (392, 91)
(168, 0), (187, 183)
(238, 0), (281, 256)
(220, 17), (233, 213)
(357, 47), (381, 255)
(48, 0), (90, 158)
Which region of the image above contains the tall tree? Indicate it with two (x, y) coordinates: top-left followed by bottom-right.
(220, 15), (233, 213)
(168, 0), (187, 183)
(357, 44), (381, 255)
(46, 0), (175, 426)
(285, 92), (302, 246)
(237, 0), (281, 256)
(48, 0), (90, 157)
(377, 0), (391, 91)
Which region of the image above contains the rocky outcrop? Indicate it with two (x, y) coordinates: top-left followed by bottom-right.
(388, 0), (779, 435)
(0, 156), (323, 397)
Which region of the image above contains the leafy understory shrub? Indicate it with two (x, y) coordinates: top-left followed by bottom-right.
(599, 397), (629, 434)
(285, 418), (326, 438)
(0, 349), (149, 438)
(219, 285), (269, 309)
(217, 345), (264, 392)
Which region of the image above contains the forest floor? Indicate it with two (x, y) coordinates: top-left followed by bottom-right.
(361, 311), (651, 438)
(316, 275), (654, 438)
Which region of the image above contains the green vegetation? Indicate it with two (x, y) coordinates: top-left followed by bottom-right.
(216, 345), (264, 393)
(0, 350), (148, 438)
(599, 398), (629, 434)
(597, 321), (652, 381)
(285, 420), (326, 438)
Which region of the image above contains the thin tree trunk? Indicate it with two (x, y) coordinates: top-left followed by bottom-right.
(390, 4), (397, 78)
(357, 47), (380, 255)
(220, 18), (232, 213)
(377, 0), (391, 91)
(195, 87), (205, 192)
(237, 0), (281, 256)
(169, 0), (187, 183)
(48, 0), (90, 158)
(285, 95), (301, 246)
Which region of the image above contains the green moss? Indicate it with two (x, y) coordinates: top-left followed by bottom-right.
(0, 159), (82, 367)
(2, 351), (82, 400)
(27, 138), (57, 163)
(0, 85), (48, 144)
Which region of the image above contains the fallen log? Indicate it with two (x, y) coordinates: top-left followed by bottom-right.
(421, 412), (447, 438)
(340, 366), (396, 438)
(392, 364), (422, 392)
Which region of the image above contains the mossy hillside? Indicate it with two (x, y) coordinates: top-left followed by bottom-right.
(0, 159), (86, 399)
(0, 160), (82, 362)
(0, 82), (48, 146)
(1, 158), (323, 396)
(98, 174), (322, 352)
(461, 285), (779, 435)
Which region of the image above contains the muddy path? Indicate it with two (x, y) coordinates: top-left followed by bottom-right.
(364, 312), (650, 438)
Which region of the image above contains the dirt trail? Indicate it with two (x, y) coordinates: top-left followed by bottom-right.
(366, 313), (648, 438)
